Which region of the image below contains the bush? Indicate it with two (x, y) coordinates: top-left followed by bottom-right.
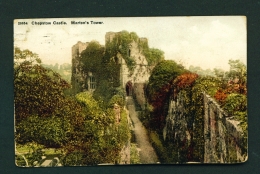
(130, 143), (141, 164)
(16, 115), (71, 147)
(62, 92), (130, 166)
(109, 94), (125, 108)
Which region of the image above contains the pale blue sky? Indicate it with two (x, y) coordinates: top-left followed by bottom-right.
(14, 16), (246, 71)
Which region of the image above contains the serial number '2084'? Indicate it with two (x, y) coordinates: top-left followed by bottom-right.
(18, 22), (28, 25)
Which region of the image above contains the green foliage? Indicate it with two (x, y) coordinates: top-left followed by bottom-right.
(14, 47), (70, 122)
(108, 94), (125, 108)
(62, 151), (84, 166)
(105, 30), (163, 74)
(144, 58), (247, 163)
(149, 131), (169, 163)
(214, 68), (226, 79)
(62, 92), (130, 166)
(143, 48), (164, 66)
(149, 75), (222, 163)
(146, 60), (185, 130)
(227, 59), (247, 84)
(138, 107), (152, 128)
(146, 60), (185, 103)
(14, 47), (41, 64)
(78, 30), (164, 106)
(223, 93), (247, 145)
(14, 47), (131, 166)
(79, 40), (121, 100)
(214, 60), (247, 141)
(234, 111), (247, 132)
(130, 143), (141, 164)
(16, 115), (71, 147)
(81, 41), (104, 74)
(42, 63), (72, 83)
(223, 93), (247, 115)
(92, 80), (114, 107)
(14, 47), (80, 149)
(105, 30), (137, 74)
(192, 76), (222, 97)
(75, 92), (113, 128)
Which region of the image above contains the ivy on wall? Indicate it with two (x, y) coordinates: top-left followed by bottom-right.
(105, 30), (164, 75)
(76, 31), (164, 105)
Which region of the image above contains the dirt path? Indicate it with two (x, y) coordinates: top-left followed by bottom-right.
(126, 97), (159, 164)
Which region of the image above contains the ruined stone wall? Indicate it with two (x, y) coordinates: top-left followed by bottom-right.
(203, 93), (247, 163)
(164, 91), (247, 163)
(163, 91), (191, 153)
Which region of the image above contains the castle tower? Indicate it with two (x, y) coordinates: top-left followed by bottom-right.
(71, 31), (159, 106)
(71, 41), (89, 93)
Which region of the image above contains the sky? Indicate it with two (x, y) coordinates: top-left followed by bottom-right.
(14, 16), (246, 71)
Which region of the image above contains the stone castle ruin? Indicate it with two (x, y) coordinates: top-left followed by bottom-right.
(70, 31), (247, 164)
(71, 31), (155, 108)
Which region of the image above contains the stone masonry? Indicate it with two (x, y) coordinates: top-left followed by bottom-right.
(164, 91), (247, 163)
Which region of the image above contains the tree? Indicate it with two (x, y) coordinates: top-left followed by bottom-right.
(226, 59), (247, 93)
(62, 92), (130, 165)
(227, 60), (246, 80)
(214, 59), (247, 104)
(213, 68), (226, 79)
(15, 48), (131, 165)
(14, 47), (73, 147)
(146, 60), (186, 130)
(14, 47), (70, 122)
(146, 60), (186, 104)
(143, 48), (164, 66)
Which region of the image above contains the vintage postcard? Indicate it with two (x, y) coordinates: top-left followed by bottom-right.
(14, 17), (247, 167)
